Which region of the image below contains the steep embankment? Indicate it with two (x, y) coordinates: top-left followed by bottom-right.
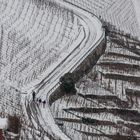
(52, 29), (140, 139)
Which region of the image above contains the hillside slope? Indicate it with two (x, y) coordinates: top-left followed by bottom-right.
(51, 29), (140, 140)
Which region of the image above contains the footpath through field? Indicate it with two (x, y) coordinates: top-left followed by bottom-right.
(24, 0), (104, 139)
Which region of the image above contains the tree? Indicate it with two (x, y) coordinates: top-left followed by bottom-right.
(60, 72), (76, 94)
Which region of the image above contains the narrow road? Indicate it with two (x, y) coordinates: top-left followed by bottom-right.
(24, 1), (104, 139)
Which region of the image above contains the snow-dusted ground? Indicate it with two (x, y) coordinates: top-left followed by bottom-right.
(132, 0), (140, 35)
(0, 118), (8, 129)
(0, 0), (82, 90)
(23, 1), (104, 139)
(64, 0), (140, 38)
(1, 0), (140, 139)
(0, 0), (84, 139)
(51, 32), (140, 139)
(0, 0), (104, 139)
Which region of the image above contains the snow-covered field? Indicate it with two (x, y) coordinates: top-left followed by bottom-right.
(0, 0), (84, 91)
(0, 118), (8, 129)
(132, 0), (140, 32)
(64, 0), (140, 38)
(0, 0), (86, 139)
(0, 0), (104, 139)
(0, 0), (140, 139)
(52, 29), (140, 139)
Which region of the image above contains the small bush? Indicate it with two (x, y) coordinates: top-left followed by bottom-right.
(60, 73), (77, 94)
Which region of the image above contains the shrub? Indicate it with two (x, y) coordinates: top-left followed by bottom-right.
(60, 73), (76, 94)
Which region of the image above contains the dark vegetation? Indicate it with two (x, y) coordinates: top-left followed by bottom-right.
(60, 72), (77, 94)
(7, 115), (21, 134)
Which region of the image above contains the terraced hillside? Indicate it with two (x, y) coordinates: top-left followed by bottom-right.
(0, 0), (140, 139)
(0, 0), (86, 139)
(51, 30), (140, 139)
(64, 0), (140, 38)
(0, 0), (83, 90)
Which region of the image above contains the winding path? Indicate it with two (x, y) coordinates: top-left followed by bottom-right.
(24, 1), (105, 139)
